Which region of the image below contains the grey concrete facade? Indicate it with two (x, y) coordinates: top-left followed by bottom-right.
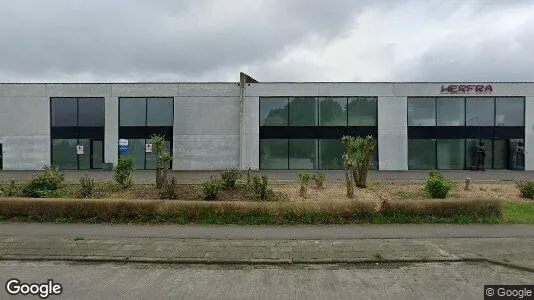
(0, 79), (533, 170)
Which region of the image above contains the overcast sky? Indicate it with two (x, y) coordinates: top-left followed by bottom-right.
(1, 0), (534, 82)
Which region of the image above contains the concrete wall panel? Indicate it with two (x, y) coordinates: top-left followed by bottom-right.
(104, 97), (119, 166)
(525, 97), (534, 170)
(178, 83), (240, 97)
(246, 83), (318, 97)
(1, 136), (50, 170)
(0, 97), (49, 136)
(378, 96), (408, 170)
(318, 83), (394, 96)
(46, 84), (112, 97)
(112, 84), (178, 97)
(242, 96), (259, 169)
(173, 135), (239, 170)
(174, 97), (240, 135)
(0, 84), (46, 97)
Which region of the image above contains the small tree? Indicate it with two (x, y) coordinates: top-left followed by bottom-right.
(341, 135), (376, 197)
(151, 134), (173, 189)
(114, 156), (134, 188)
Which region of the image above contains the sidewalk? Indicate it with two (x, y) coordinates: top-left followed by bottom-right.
(1, 169), (534, 183)
(1, 225), (534, 271)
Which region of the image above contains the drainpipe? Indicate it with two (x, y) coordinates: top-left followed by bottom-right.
(239, 73), (246, 170)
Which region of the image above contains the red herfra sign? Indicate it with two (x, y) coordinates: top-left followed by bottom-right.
(441, 84), (494, 94)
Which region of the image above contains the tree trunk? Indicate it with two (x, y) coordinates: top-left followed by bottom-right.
(156, 168), (162, 189)
(344, 161), (354, 198)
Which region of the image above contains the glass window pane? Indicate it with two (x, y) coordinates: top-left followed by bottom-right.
(466, 139), (492, 170)
(510, 139), (525, 170)
(437, 97), (464, 126)
(319, 97), (347, 126)
(289, 97), (317, 126)
(92, 140), (103, 169)
(260, 97), (288, 126)
(319, 139), (344, 169)
(437, 139), (465, 169)
(493, 139), (507, 169)
(78, 98), (105, 126)
(496, 97), (524, 126)
(121, 138), (145, 169)
(120, 98), (146, 126)
(147, 98), (173, 126)
(51, 98), (77, 126)
(78, 139), (91, 170)
(370, 147), (379, 170)
(348, 97), (377, 126)
(466, 97), (494, 126)
(289, 139), (317, 169)
(52, 139), (78, 170)
(408, 98), (435, 126)
(408, 139), (436, 169)
(260, 139), (288, 169)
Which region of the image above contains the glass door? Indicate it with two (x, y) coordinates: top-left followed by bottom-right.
(91, 140), (103, 169)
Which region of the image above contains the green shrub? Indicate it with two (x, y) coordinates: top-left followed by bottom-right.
(297, 172), (311, 197)
(1, 180), (19, 197)
(428, 169), (444, 179)
(425, 176), (453, 199)
(202, 177), (222, 200)
(159, 176), (179, 200)
(22, 165), (64, 198)
(516, 180), (534, 199)
(251, 175), (269, 201)
(114, 156), (134, 188)
(220, 169), (242, 190)
(312, 172), (326, 189)
(79, 176), (95, 198)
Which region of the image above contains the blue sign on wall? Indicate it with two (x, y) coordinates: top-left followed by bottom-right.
(119, 139), (129, 155)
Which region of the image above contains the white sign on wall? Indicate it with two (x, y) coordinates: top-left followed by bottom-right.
(118, 139), (129, 146)
(76, 145), (84, 155)
(145, 143), (153, 153)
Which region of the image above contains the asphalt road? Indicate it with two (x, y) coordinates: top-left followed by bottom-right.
(2, 223), (534, 240)
(1, 261), (532, 300)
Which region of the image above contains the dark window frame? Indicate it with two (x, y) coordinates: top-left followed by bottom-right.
(259, 96), (379, 170)
(118, 97), (174, 170)
(407, 96), (525, 170)
(50, 97), (105, 170)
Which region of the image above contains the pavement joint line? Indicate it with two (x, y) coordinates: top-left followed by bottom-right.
(1, 256), (532, 272)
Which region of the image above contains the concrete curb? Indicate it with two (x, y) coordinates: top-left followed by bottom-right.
(1, 255), (532, 272)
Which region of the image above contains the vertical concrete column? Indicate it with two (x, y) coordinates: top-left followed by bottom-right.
(378, 96), (408, 170)
(241, 96), (259, 169)
(525, 97), (534, 170)
(104, 96), (119, 166)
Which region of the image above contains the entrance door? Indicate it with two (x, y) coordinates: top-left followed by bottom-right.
(91, 140), (103, 169)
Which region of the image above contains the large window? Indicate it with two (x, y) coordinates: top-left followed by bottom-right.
(437, 97), (464, 126)
(260, 96), (378, 170)
(408, 139), (436, 170)
(319, 97), (347, 126)
(466, 97), (494, 126)
(408, 97), (435, 126)
(119, 97), (173, 169)
(408, 96), (525, 170)
(50, 98), (105, 170)
(348, 97), (377, 126)
(496, 97), (524, 126)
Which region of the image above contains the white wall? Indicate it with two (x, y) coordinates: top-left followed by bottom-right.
(172, 83), (241, 170)
(378, 96), (408, 170)
(0, 84), (50, 169)
(525, 97), (534, 170)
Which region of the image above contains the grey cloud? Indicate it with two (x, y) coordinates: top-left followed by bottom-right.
(0, 0), (370, 81)
(394, 14), (534, 82)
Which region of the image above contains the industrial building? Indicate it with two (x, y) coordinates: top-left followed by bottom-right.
(0, 73), (531, 171)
